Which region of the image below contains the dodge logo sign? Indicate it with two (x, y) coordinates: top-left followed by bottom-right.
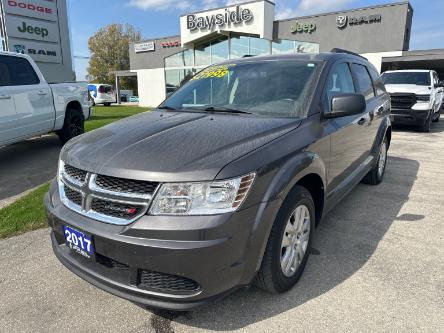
(336, 15), (347, 28)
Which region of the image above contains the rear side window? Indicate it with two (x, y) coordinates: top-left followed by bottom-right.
(0, 57), (11, 87)
(351, 64), (375, 101)
(324, 62), (355, 111)
(0, 55), (40, 86)
(368, 68), (387, 96)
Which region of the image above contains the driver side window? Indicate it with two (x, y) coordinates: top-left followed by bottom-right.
(323, 62), (355, 112)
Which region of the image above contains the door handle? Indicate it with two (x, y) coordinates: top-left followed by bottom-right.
(357, 118), (366, 125)
(37, 90), (48, 95)
(0, 94), (11, 99)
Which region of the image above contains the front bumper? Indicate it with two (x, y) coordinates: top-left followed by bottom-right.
(390, 108), (430, 126)
(45, 181), (280, 310)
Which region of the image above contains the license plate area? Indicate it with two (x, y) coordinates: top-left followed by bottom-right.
(63, 225), (94, 258)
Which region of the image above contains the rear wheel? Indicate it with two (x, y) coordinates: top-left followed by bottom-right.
(254, 186), (315, 293)
(56, 109), (85, 144)
(362, 136), (388, 185)
(104, 102), (111, 107)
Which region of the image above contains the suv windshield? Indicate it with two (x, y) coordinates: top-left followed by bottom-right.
(381, 72), (431, 86)
(160, 60), (320, 118)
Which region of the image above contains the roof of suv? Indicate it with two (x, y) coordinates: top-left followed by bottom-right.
(219, 52), (368, 65)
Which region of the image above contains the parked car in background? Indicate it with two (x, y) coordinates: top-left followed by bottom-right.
(0, 52), (91, 146)
(88, 83), (116, 106)
(129, 96), (139, 103)
(45, 51), (391, 310)
(381, 69), (443, 132)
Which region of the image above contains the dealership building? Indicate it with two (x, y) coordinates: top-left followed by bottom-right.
(125, 0), (420, 107)
(0, 0), (75, 82)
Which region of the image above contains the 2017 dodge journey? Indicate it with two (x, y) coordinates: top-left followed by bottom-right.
(45, 51), (392, 310)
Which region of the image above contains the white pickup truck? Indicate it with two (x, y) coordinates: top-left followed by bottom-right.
(381, 69), (443, 132)
(0, 52), (92, 146)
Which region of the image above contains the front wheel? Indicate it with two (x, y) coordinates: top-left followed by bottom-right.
(254, 186), (315, 293)
(432, 108), (441, 123)
(420, 111), (432, 132)
(56, 109), (85, 144)
(104, 102), (111, 107)
(362, 136), (388, 185)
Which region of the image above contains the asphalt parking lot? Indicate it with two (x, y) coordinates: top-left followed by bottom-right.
(0, 135), (61, 208)
(1, 120), (444, 333)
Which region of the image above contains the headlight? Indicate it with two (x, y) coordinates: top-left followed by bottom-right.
(416, 94), (430, 102)
(149, 173), (256, 215)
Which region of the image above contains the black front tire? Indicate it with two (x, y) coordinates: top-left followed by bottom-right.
(432, 109), (440, 123)
(362, 136), (388, 185)
(254, 186), (315, 294)
(56, 109), (85, 144)
(420, 111), (432, 132)
(104, 102), (111, 107)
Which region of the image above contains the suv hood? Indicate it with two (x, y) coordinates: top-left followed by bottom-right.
(62, 111), (300, 182)
(385, 84), (431, 95)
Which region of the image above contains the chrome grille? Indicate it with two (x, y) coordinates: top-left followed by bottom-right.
(64, 185), (82, 206)
(64, 164), (87, 184)
(138, 269), (200, 293)
(95, 174), (158, 197)
(59, 163), (157, 225)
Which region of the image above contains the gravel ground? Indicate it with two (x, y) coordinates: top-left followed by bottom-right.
(0, 120), (443, 333)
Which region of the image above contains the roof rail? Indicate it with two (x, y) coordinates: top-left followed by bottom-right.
(330, 48), (368, 60)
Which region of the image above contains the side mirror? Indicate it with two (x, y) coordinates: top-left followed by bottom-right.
(324, 93), (366, 119)
(436, 81), (444, 88)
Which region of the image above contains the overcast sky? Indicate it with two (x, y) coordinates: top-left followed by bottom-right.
(68, 0), (444, 80)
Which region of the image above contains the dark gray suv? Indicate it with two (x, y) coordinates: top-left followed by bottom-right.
(45, 51), (391, 310)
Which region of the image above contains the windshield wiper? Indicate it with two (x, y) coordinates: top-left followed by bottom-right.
(158, 105), (177, 110)
(203, 106), (252, 114)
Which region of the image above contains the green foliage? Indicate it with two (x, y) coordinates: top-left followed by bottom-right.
(87, 24), (141, 90)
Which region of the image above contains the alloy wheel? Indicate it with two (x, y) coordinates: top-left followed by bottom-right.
(280, 204), (311, 277)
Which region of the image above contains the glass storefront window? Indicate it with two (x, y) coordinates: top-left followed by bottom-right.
(295, 41), (320, 53)
(165, 69), (194, 94)
(211, 37), (229, 64)
(195, 42), (211, 67)
(230, 35), (249, 59)
(165, 49), (193, 68)
(272, 40), (295, 54)
(249, 37), (270, 56)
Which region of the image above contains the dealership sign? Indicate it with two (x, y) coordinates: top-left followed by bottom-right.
(3, 0), (58, 21)
(5, 15), (59, 42)
(186, 5), (253, 31)
(336, 14), (382, 28)
(134, 41), (155, 53)
(290, 21), (316, 34)
(8, 38), (61, 63)
(180, 0), (274, 46)
(161, 40), (181, 48)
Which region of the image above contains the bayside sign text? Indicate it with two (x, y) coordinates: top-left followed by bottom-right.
(186, 5), (253, 31)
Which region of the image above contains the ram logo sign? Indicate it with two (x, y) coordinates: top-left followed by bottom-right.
(336, 16), (347, 29)
(9, 38), (62, 63)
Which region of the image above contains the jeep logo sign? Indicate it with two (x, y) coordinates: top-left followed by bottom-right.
(290, 21), (316, 34)
(18, 21), (49, 38)
(5, 16), (59, 42)
(186, 5), (253, 31)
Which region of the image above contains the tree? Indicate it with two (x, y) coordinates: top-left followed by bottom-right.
(87, 24), (141, 91)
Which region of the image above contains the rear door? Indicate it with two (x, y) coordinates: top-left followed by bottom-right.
(0, 55), (19, 144)
(322, 61), (368, 193)
(350, 63), (379, 157)
(432, 71), (443, 110)
(6, 56), (54, 137)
